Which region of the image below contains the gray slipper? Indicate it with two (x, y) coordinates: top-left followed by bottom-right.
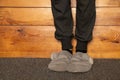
(67, 52), (94, 72)
(48, 50), (72, 72)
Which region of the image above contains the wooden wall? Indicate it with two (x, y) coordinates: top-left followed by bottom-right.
(0, 0), (120, 58)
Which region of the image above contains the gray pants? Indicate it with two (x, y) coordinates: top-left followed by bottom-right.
(51, 0), (96, 50)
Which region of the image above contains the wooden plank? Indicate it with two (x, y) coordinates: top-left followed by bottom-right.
(0, 8), (120, 26)
(0, 26), (120, 58)
(0, 0), (120, 7)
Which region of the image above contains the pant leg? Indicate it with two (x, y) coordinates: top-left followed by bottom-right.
(51, 0), (74, 49)
(75, 0), (96, 51)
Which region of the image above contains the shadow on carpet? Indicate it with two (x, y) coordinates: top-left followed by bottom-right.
(0, 58), (120, 80)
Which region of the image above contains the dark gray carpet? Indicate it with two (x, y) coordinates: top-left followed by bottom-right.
(0, 58), (120, 80)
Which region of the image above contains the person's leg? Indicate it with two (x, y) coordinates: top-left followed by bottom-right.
(51, 0), (74, 53)
(67, 0), (96, 73)
(75, 0), (96, 53)
(48, 0), (73, 72)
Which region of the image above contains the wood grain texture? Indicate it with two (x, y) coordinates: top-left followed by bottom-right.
(0, 0), (120, 58)
(0, 0), (120, 7)
(0, 26), (120, 58)
(0, 8), (120, 26)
